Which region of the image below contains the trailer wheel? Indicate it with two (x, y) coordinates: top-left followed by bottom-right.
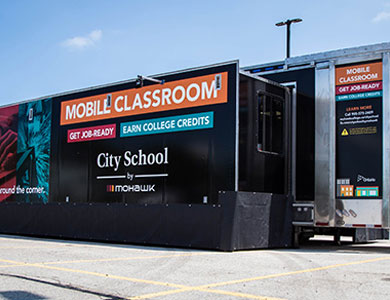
(293, 227), (312, 248)
(334, 229), (341, 246)
(293, 227), (301, 248)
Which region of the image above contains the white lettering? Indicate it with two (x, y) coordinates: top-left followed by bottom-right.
(86, 102), (94, 117)
(172, 86), (185, 104)
(66, 105), (76, 120)
(202, 80), (217, 99)
(115, 96), (124, 112)
(152, 90), (161, 107)
(143, 91), (152, 108)
(97, 153), (107, 168)
(161, 88), (172, 105)
(132, 93), (143, 110)
(76, 103), (86, 119)
(187, 83), (200, 102)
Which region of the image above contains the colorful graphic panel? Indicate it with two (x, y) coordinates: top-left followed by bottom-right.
(60, 72), (228, 125)
(335, 61), (383, 199)
(16, 99), (52, 203)
(0, 106), (19, 202)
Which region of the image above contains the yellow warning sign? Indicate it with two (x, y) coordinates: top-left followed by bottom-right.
(341, 129), (349, 136)
(350, 126), (377, 135)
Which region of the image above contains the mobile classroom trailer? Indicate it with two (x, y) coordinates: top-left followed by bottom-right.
(0, 42), (389, 250)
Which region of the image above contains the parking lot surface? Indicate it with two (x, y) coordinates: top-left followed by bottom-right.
(0, 234), (389, 300)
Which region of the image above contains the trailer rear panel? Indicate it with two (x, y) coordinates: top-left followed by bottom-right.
(243, 43), (390, 231)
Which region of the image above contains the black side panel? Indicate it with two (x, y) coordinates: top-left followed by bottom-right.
(0, 191), (292, 251)
(0, 203), (223, 249)
(219, 191), (292, 250)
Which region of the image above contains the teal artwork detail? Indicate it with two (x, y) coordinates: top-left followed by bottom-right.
(336, 91), (382, 101)
(16, 99), (52, 203)
(120, 111), (214, 137)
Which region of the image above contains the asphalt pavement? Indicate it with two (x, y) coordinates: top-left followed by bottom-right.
(0, 234), (389, 300)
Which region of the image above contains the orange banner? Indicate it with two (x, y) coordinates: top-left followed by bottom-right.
(60, 72), (228, 125)
(336, 62), (382, 86)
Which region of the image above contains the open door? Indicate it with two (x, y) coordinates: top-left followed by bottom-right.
(256, 90), (289, 194)
(239, 73), (291, 195)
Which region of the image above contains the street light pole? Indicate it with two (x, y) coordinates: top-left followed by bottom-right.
(276, 18), (302, 59)
(286, 21), (291, 58)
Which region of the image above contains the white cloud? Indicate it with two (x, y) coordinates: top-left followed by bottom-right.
(62, 30), (102, 50)
(372, 11), (390, 23)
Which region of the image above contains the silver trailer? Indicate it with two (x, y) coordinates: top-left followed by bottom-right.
(242, 42), (390, 243)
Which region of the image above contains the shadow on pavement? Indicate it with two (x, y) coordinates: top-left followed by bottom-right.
(0, 291), (47, 300)
(0, 273), (124, 300)
(298, 239), (390, 254)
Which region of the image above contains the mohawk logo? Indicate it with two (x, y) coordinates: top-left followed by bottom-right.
(107, 185), (115, 192)
(107, 184), (156, 193)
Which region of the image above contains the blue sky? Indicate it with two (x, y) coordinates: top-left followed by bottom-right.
(1, 0), (390, 105)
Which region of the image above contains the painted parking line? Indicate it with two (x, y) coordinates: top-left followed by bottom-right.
(0, 258), (26, 268)
(0, 264), (25, 268)
(0, 259), (26, 265)
(0, 258), (283, 300)
(199, 288), (283, 300)
(0, 258), (28, 269)
(1, 256), (389, 299)
(128, 287), (283, 300)
(129, 256), (390, 299)
(198, 256), (390, 289)
(0, 258), (188, 288)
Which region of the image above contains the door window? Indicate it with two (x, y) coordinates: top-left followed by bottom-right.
(258, 93), (284, 154)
